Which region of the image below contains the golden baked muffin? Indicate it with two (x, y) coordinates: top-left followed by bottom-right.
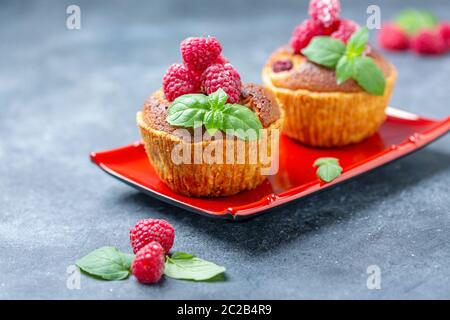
(262, 0), (397, 147)
(137, 37), (282, 197)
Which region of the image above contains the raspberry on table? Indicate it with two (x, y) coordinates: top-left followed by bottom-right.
(331, 19), (359, 43)
(162, 63), (201, 101)
(130, 218), (175, 254)
(201, 63), (242, 103)
(272, 59), (293, 73)
(309, 0), (341, 27)
(377, 23), (409, 51)
(411, 30), (446, 55)
(438, 22), (450, 49)
(290, 19), (326, 53)
(131, 242), (165, 284)
(181, 36), (222, 72)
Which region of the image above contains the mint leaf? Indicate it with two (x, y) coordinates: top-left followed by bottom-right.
(300, 28), (386, 96)
(171, 252), (195, 259)
(352, 57), (386, 96)
(167, 94), (209, 128)
(221, 104), (263, 140)
(204, 110), (224, 135)
(316, 164), (342, 183)
(166, 90), (263, 140)
(302, 36), (346, 68)
(336, 56), (355, 84)
(76, 247), (134, 281)
(313, 157), (339, 167)
(313, 157), (342, 183)
(164, 253), (226, 281)
(121, 253), (135, 270)
(208, 88), (227, 110)
(395, 9), (438, 35)
(346, 27), (368, 57)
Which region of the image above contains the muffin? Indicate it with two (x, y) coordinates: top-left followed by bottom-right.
(137, 37), (282, 197)
(262, 0), (397, 147)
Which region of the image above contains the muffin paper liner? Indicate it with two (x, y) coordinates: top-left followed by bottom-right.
(137, 112), (282, 197)
(263, 67), (397, 147)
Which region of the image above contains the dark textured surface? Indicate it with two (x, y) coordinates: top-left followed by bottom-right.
(1, 0), (449, 299)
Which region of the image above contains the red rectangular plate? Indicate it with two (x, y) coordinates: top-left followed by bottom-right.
(91, 108), (450, 220)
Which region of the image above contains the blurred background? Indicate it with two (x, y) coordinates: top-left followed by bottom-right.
(1, 0), (450, 299)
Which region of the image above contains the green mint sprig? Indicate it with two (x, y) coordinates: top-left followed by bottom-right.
(313, 157), (343, 183)
(76, 247), (135, 281)
(167, 89), (263, 140)
(76, 248), (226, 282)
(302, 27), (386, 96)
(164, 252), (226, 281)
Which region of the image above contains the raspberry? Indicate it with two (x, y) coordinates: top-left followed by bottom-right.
(201, 63), (241, 103)
(331, 19), (359, 43)
(162, 64), (200, 101)
(130, 219), (175, 254)
(290, 19), (326, 53)
(438, 22), (450, 49)
(411, 30), (446, 55)
(223, 63), (241, 83)
(131, 242), (165, 284)
(180, 37), (222, 72)
(272, 59), (293, 73)
(322, 19), (341, 35)
(309, 0), (341, 27)
(377, 23), (409, 51)
(215, 55), (229, 65)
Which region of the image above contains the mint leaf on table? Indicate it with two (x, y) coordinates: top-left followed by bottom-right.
(171, 252), (195, 259)
(164, 252), (226, 281)
(395, 9), (438, 35)
(76, 247), (134, 281)
(313, 157), (343, 183)
(166, 89), (263, 140)
(302, 36), (346, 68)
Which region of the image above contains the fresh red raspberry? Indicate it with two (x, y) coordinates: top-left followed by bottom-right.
(377, 23), (409, 51)
(131, 242), (165, 284)
(272, 59), (293, 73)
(290, 19), (326, 53)
(201, 63), (241, 103)
(180, 37), (222, 72)
(223, 63), (241, 83)
(322, 19), (341, 35)
(331, 19), (359, 43)
(411, 29), (446, 55)
(130, 219), (175, 254)
(162, 64), (200, 101)
(438, 22), (450, 49)
(309, 0), (341, 27)
(215, 55), (229, 65)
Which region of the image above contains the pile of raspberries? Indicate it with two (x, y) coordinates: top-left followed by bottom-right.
(129, 218), (175, 284)
(378, 22), (450, 56)
(163, 37), (242, 103)
(290, 0), (360, 53)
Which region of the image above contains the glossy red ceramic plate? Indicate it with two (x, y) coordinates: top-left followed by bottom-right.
(91, 108), (450, 220)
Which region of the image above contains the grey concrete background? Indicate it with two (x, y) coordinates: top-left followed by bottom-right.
(1, 0), (449, 299)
